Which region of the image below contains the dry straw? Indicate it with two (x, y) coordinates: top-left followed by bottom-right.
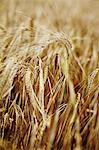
(0, 0), (99, 150)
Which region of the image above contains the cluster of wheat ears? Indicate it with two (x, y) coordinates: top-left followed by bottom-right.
(0, 0), (99, 150)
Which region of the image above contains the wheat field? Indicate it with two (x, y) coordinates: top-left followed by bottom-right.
(0, 0), (99, 150)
